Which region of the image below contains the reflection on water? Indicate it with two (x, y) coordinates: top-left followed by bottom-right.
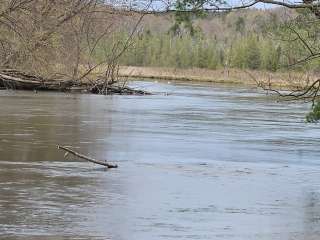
(1, 82), (320, 239)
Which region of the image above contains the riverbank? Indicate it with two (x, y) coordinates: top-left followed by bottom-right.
(118, 66), (315, 89)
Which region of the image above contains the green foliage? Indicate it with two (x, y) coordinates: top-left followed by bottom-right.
(245, 36), (261, 69)
(230, 40), (247, 69)
(306, 102), (320, 122)
(260, 43), (281, 72)
(113, 32), (222, 69)
(95, 29), (284, 71)
(229, 35), (263, 70)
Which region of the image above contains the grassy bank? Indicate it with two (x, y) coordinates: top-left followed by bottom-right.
(118, 66), (314, 89)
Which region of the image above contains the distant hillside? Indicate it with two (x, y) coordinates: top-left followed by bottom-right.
(140, 8), (296, 38)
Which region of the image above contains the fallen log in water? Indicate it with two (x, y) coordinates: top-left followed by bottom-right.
(0, 68), (150, 95)
(89, 83), (149, 95)
(0, 69), (75, 91)
(57, 145), (118, 169)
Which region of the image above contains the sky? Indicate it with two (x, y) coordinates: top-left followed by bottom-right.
(104, 0), (287, 10)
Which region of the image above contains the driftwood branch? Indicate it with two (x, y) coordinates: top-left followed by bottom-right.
(57, 145), (118, 169)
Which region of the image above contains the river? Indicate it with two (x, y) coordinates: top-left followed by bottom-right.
(1, 81), (320, 240)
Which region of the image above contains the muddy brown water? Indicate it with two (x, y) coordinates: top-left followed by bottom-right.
(1, 81), (320, 240)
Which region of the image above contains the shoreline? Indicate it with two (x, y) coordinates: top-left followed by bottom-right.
(118, 66), (315, 89)
(0, 66), (315, 93)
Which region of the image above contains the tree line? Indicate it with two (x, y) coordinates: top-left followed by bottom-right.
(116, 31), (282, 71)
(92, 9), (320, 73)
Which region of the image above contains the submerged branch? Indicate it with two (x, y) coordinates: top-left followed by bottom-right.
(57, 145), (118, 169)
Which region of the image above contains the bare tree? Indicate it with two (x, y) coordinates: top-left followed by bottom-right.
(0, 0), (149, 94)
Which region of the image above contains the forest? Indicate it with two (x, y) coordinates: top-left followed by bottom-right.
(94, 8), (320, 74)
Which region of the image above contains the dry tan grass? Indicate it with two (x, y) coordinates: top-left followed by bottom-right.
(117, 66), (316, 89)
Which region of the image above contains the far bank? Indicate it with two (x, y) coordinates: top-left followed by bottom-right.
(118, 66), (316, 89)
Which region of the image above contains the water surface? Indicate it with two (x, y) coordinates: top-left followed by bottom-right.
(1, 81), (320, 240)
